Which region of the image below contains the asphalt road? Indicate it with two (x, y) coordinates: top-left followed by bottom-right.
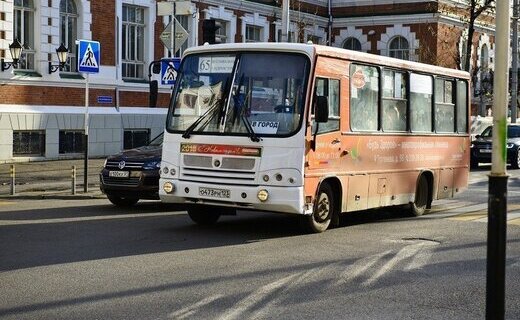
(0, 170), (519, 320)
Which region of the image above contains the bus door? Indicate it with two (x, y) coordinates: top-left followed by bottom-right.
(307, 77), (343, 173)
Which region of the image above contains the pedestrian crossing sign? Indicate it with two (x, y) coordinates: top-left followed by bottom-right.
(161, 57), (181, 85)
(78, 40), (100, 73)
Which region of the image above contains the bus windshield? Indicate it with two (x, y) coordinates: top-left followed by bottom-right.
(167, 52), (309, 138)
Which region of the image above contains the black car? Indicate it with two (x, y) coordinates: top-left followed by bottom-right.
(100, 133), (163, 206)
(470, 124), (520, 169)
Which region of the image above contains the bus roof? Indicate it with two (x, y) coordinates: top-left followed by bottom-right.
(183, 42), (470, 80)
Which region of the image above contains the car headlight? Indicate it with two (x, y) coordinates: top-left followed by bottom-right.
(143, 160), (161, 170)
(470, 143), (475, 149)
(506, 143), (515, 149)
(103, 158), (108, 168)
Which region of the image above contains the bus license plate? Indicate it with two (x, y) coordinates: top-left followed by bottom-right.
(109, 171), (129, 178)
(199, 187), (230, 199)
(480, 149), (492, 153)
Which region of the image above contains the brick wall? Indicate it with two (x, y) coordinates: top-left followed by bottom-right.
(90, 0), (116, 66)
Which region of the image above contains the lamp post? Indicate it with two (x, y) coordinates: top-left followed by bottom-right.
(48, 43), (69, 73)
(1, 39), (23, 71)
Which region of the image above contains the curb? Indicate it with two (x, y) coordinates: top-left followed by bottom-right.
(0, 193), (105, 200)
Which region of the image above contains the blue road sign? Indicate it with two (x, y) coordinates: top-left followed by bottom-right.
(161, 58), (181, 85)
(78, 40), (100, 73)
(97, 96), (113, 104)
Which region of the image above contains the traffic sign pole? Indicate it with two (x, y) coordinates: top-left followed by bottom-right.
(84, 73), (89, 193)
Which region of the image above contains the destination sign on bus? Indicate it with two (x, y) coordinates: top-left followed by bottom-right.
(198, 56), (235, 73)
(180, 143), (261, 157)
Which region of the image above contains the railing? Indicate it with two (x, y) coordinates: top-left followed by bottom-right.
(0, 159), (105, 196)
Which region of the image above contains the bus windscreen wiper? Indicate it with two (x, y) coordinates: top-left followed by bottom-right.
(182, 100), (221, 139)
(242, 115), (261, 142)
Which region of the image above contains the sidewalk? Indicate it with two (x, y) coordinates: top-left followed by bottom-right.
(0, 158), (106, 199)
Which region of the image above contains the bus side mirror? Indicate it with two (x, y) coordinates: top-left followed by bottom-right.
(152, 61), (161, 74)
(149, 80), (158, 108)
(315, 96), (329, 123)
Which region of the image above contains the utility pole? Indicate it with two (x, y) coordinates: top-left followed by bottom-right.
(281, 0), (289, 42)
(512, 0), (519, 123)
(486, 0), (510, 318)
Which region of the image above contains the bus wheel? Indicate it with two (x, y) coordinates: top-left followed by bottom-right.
(301, 183), (334, 233)
(188, 206), (221, 225)
(410, 175), (429, 217)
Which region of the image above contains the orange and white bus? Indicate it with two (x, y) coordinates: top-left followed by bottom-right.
(159, 43), (470, 232)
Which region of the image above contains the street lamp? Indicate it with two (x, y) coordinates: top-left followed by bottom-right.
(48, 43), (69, 74)
(1, 39), (23, 72)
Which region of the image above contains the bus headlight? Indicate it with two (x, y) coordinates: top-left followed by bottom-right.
(257, 189), (269, 202)
(163, 182), (175, 193)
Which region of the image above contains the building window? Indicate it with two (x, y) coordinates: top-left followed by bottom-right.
(13, 0), (35, 70)
(13, 131), (45, 156)
(124, 129), (150, 149)
(480, 44), (489, 71)
(307, 35), (321, 45)
(122, 5), (145, 79)
(343, 37), (361, 51)
(59, 130), (84, 154)
(246, 25), (261, 42)
(215, 20), (228, 43)
(60, 0), (78, 72)
(388, 36), (409, 60)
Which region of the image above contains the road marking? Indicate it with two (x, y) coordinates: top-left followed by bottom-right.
(168, 294), (224, 319)
(335, 251), (392, 287)
(220, 274), (300, 320)
(363, 244), (424, 286)
(0, 201), (12, 206)
(404, 248), (435, 271)
(509, 218), (520, 226)
(0, 211), (185, 225)
(449, 204), (520, 222)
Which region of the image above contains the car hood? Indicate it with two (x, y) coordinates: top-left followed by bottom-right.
(473, 137), (520, 145)
(108, 145), (162, 161)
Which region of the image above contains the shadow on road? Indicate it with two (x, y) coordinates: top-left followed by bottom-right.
(0, 200), (418, 272)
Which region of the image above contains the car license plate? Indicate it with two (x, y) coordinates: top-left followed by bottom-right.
(199, 187), (230, 199)
(480, 149), (492, 153)
(109, 171), (129, 178)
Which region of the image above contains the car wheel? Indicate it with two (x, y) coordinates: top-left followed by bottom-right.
(107, 195), (139, 207)
(512, 147), (520, 169)
(410, 175), (429, 217)
(187, 206), (222, 225)
(300, 182), (334, 233)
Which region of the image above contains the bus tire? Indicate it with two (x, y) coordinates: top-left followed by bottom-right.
(107, 195), (139, 207)
(410, 175), (429, 217)
(301, 182), (334, 233)
(188, 206), (221, 225)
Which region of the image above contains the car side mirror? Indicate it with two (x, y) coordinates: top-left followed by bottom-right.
(315, 96), (328, 123)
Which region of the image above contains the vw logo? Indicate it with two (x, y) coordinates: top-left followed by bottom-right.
(118, 160), (126, 169)
(214, 159), (221, 167)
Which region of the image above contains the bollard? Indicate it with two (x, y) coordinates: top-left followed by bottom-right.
(71, 166), (76, 195)
(10, 164), (15, 195)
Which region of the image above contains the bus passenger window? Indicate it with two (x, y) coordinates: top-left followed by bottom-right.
(313, 78), (340, 133)
(456, 80), (468, 133)
(382, 70), (407, 132)
(350, 64), (379, 131)
(435, 79), (455, 133)
(410, 73), (433, 132)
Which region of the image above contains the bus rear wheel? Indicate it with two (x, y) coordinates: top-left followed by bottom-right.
(410, 175), (429, 217)
(301, 182), (334, 233)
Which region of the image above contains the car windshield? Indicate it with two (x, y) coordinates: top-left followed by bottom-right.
(480, 125), (520, 138)
(149, 133), (163, 146)
(167, 52), (310, 138)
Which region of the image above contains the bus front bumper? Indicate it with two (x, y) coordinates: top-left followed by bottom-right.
(159, 178), (306, 215)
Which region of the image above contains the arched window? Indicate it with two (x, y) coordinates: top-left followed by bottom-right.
(13, 0), (35, 70)
(480, 44), (489, 71)
(343, 37), (362, 51)
(60, 0), (78, 72)
(389, 36), (409, 60)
